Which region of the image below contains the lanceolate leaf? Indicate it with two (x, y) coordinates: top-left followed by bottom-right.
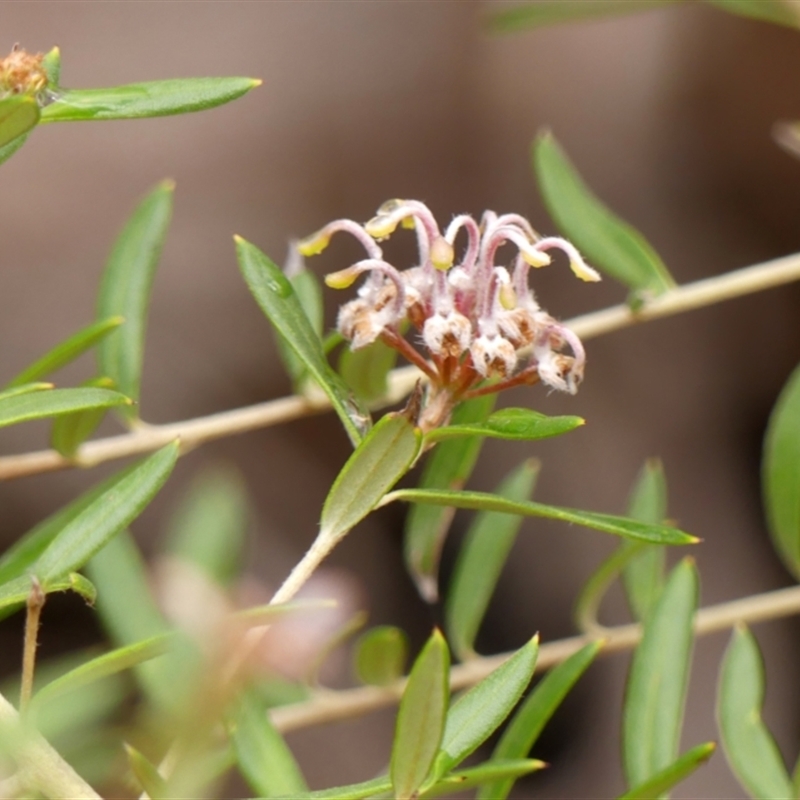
(488, 0), (674, 33)
(391, 630), (450, 800)
(718, 626), (793, 800)
(387, 488), (697, 546)
(623, 558), (699, 789)
(235, 236), (371, 446)
(96, 181), (173, 417)
(533, 131), (674, 297)
(446, 460), (539, 660)
(0, 95), (40, 148)
(618, 742), (716, 800)
(0, 383), (52, 401)
(425, 408), (583, 444)
(0, 131), (30, 166)
(339, 339), (398, 405)
(50, 377), (116, 458)
(0, 572), (95, 614)
(320, 412), (421, 543)
(763, 362), (800, 580)
(433, 637), (539, 779)
(5, 316), (124, 388)
(480, 641), (601, 800)
(422, 760), (545, 798)
(40, 77), (260, 122)
(35, 442), (179, 586)
(405, 394), (496, 603)
(706, 0), (800, 28)
(125, 744), (168, 800)
(354, 626), (409, 686)
(0, 387), (129, 429)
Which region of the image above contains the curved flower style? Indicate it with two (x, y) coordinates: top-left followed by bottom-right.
(299, 199), (600, 430)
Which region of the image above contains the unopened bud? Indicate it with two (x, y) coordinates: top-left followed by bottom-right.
(499, 282), (517, 310)
(365, 214), (400, 240)
(522, 248), (552, 268)
(297, 230), (331, 257)
(325, 266), (360, 289)
(430, 237), (455, 271)
(569, 256), (601, 282)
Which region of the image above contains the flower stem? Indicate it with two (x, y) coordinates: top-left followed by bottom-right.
(20, 578), (45, 713)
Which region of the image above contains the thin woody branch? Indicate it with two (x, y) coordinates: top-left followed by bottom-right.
(1, 250), (800, 481)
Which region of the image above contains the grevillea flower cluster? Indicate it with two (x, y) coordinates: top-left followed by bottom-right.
(0, 45), (49, 100)
(299, 199), (600, 429)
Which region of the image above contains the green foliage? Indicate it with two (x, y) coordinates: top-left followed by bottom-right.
(354, 625), (409, 686)
(236, 235), (371, 445)
(717, 626), (794, 800)
(0, 95), (39, 147)
(404, 394), (496, 602)
(339, 339), (398, 404)
(0, 386), (129, 429)
(619, 743), (716, 800)
(446, 460), (539, 660)
(706, 0), (800, 28)
(125, 744), (169, 800)
(424, 408), (584, 443)
(533, 130), (674, 298)
(50, 377), (117, 457)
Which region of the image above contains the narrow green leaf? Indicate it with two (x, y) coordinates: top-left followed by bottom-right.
(354, 625), (409, 686)
(533, 130), (674, 297)
(50, 377), (116, 458)
(273, 775), (392, 800)
(387, 488), (697, 546)
(0, 572), (94, 614)
(446, 460), (539, 660)
(391, 630), (450, 800)
(68, 572), (97, 605)
(623, 558), (699, 788)
(32, 634), (171, 709)
(706, 0), (800, 28)
(717, 626), (793, 800)
(339, 339), (399, 405)
(125, 743), (168, 800)
(6, 316), (124, 388)
(480, 641), (601, 800)
(623, 459), (668, 621)
(422, 760), (545, 798)
(96, 180), (173, 417)
(0, 131), (30, 166)
(489, 0), (674, 33)
(320, 412), (421, 542)
(433, 637), (539, 778)
(40, 77), (260, 122)
(0, 387), (129, 429)
(165, 464), (249, 587)
(41, 46), (61, 87)
(425, 408), (584, 444)
(35, 442), (179, 586)
(405, 394), (496, 603)
(235, 236), (370, 445)
(0, 95), (39, 148)
(232, 690), (308, 797)
(619, 742), (716, 800)
(0, 382), (52, 400)
(763, 362), (800, 580)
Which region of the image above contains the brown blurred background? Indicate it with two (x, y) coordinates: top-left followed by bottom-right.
(2, 1), (800, 797)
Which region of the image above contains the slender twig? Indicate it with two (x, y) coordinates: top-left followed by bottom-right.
(19, 578), (45, 713)
(269, 583), (800, 733)
(1, 250), (800, 482)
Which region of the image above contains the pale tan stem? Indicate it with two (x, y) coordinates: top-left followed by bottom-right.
(269, 583), (800, 733)
(0, 693), (101, 800)
(19, 579), (45, 713)
(1, 251), (800, 482)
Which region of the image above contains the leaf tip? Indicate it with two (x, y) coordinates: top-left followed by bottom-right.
(249, 78), (263, 88)
(157, 178), (176, 193)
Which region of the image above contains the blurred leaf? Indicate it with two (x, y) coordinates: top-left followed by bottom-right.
(619, 742), (716, 800)
(0, 95), (39, 147)
(320, 412), (421, 543)
(489, 0), (674, 32)
(125, 743), (168, 800)
(50, 377), (116, 458)
(233, 598), (337, 625)
(274, 776), (392, 800)
(96, 180), (173, 418)
(339, 339), (398, 405)
(232, 690), (308, 797)
(388, 488), (697, 546)
(718, 626), (793, 800)
(706, 0), (800, 28)
(446, 460), (539, 660)
(425, 408), (584, 444)
(433, 637), (538, 779)
(32, 634), (171, 709)
(763, 362), (800, 580)
(533, 130), (674, 297)
(35, 442), (179, 586)
(40, 77), (260, 122)
(623, 558), (698, 789)
(0, 386), (129, 429)
(236, 236), (370, 446)
(165, 464), (249, 586)
(6, 316), (123, 388)
(0, 131), (30, 165)
(480, 641), (601, 800)
(0, 382), (52, 400)
(391, 630), (450, 800)
(423, 760), (545, 798)
(42, 46), (61, 86)
(0, 572), (94, 614)
(405, 394), (496, 603)
(354, 625), (409, 686)
(623, 459), (668, 621)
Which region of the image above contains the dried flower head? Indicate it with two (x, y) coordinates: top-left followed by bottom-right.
(0, 44), (48, 99)
(299, 200), (600, 430)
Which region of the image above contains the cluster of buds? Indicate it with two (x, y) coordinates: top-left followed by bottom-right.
(299, 199), (600, 428)
(0, 45), (52, 104)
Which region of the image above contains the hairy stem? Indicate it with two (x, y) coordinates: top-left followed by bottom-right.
(20, 579), (45, 713)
